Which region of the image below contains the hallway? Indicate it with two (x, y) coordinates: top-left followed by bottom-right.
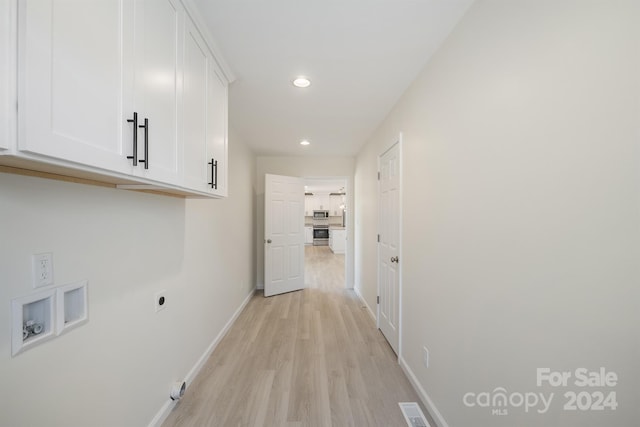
(163, 246), (428, 426)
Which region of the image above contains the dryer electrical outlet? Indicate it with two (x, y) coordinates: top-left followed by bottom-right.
(155, 291), (167, 312)
(32, 253), (54, 288)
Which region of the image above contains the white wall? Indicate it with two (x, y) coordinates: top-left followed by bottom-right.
(255, 156), (355, 289)
(0, 129), (256, 426)
(355, 1), (640, 426)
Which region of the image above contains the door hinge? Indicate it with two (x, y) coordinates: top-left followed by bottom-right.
(377, 234), (380, 242)
(377, 295), (380, 304)
(377, 171), (380, 180)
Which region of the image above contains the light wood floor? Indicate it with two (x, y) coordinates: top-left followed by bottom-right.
(163, 245), (430, 427)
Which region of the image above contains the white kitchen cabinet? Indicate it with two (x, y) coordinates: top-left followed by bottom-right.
(182, 17), (208, 192)
(0, 0), (15, 151)
(312, 193), (330, 211)
(330, 228), (346, 254)
(304, 195), (313, 216)
(17, 0), (133, 174)
(307, 193), (340, 213)
(182, 15), (228, 197)
(3, 0), (231, 198)
(205, 53), (228, 197)
(319, 193), (330, 210)
(18, 0), (182, 181)
(305, 226), (313, 245)
(329, 194), (344, 217)
(129, 0), (183, 184)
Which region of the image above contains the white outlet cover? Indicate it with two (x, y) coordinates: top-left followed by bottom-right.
(422, 346), (429, 368)
(32, 253), (54, 288)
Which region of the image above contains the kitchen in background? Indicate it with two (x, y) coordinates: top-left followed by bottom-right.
(303, 179), (347, 254)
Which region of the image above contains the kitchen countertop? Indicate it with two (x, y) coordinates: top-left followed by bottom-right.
(329, 225), (345, 230)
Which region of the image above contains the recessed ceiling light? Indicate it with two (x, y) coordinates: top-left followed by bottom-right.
(293, 77), (311, 88)
(300, 140), (310, 146)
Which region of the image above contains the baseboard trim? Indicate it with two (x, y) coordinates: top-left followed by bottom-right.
(147, 289), (256, 427)
(399, 356), (449, 427)
(353, 286), (376, 322)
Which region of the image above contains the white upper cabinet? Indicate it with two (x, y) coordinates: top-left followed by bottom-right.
(304, 195), (313, 216)
(305, 193), (330, 212)
(329, 194), (344, 216)
(182, 15), (228, 197)
(206, 60), (228, 196)
(316, 193), (330, 211)
(18, 0), (133, 173)
(0, 0), (14, 151)
(130, 0), (183, 184)
(7, 0), (231, 197)
(182, 18), (209, 192)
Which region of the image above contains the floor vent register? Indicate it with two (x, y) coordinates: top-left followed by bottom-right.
(398, 402), (430, 427)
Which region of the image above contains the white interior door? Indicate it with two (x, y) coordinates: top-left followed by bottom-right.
(378, 142), (400, 354)
(265, 174), (305, 297)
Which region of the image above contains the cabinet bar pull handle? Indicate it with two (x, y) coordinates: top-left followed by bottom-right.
(138, 118), (149, 169)
(214, 159), (218, 189)
(126, 112), (138, 166)
(208, 158), (218, 189)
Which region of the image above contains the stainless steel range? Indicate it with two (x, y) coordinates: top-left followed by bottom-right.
(312, 210), (329, 246)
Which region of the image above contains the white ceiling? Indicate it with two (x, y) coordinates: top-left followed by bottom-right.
(194, 0), (474, 157)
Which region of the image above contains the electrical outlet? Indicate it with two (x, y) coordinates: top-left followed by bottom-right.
(32, 253), (54, 288)
(422, 346), (429, 368)
(155, 290), (167, 312)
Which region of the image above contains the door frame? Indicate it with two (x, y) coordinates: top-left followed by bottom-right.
(376, 133), (403, 357)
(303, 175), (352, 289)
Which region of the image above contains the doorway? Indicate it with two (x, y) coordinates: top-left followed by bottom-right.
(304, 178), (348, 291)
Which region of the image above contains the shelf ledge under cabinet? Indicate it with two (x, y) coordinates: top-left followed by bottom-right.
(0, 158), (224, 199)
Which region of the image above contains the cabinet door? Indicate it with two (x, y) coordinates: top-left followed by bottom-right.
(182, 18), (208, 192)
(330, 195), (342, 216)
(131, 0), (182, 184)
(305, 195), (316, 215)
(206, 61), (228, 197)
(0, 0), (14, 151)
(331, 230), (345, 253)
(18, 0), (132, 172)
(317, 194), (330, 210)
(182, 16), (228, 197)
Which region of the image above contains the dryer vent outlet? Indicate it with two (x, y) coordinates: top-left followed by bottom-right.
(170, 381), (186, 401)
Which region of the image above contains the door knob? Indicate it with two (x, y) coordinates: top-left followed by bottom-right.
(266, 239), (272, 244)
(390, 256), (399, 263)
